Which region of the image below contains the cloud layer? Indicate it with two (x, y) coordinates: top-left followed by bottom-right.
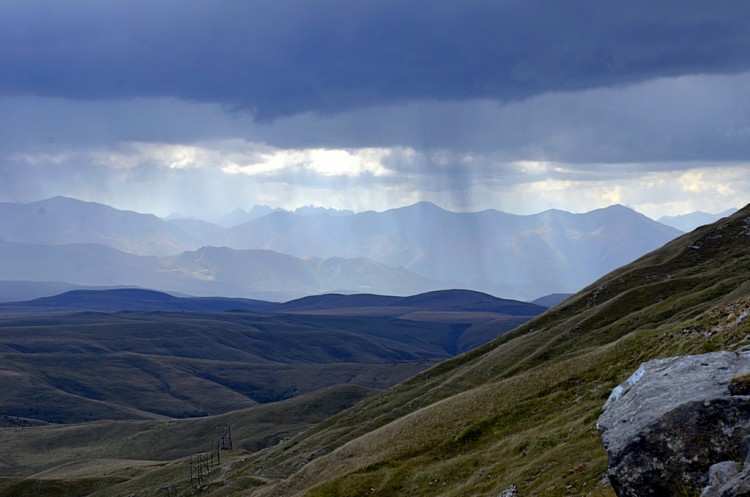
(1, 1), (749, 218)
(3, 0), (750, 118)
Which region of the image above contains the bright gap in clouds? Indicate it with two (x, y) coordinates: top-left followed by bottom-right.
(221, 147), (393, 178)
(7, 139), (747, 220)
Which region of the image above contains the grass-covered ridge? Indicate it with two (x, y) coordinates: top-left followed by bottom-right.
(223, 206), (750, 497)
(2, 206), (749, 496)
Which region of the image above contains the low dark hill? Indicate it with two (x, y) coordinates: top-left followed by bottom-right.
(0, 281), (127, 303)
(193, 204), (750, 497)
(273, 289), (545, 316)
(272, 293), (401, 312)
(393, 289), (544, 314)
(0, 290), (544, 348)
(0, 288), (276, 312)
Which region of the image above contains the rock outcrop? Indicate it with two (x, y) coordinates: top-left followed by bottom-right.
(597, 351), (750, 497)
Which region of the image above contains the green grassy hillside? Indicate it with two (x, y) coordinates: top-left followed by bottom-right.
(2, 206), (748, 496)
(0, 385), (371, 478)
(0, 312), (472, 422)
(212, 205), (749, 497)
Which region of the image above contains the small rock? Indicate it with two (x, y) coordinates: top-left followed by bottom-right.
(498, 483), (518, 497)
(701, 461), (740, 497)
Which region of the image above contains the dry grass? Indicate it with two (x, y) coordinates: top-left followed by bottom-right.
(0, 384), (371, 479)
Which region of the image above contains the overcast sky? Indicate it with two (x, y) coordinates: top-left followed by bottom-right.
(1, 0), (749, 219)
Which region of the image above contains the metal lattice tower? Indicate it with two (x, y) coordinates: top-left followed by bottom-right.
(217, 425), (232, 450)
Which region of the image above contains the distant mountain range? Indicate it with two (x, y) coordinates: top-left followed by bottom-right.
(0, 196), (197, 256)
(210, 202), (682, 297)
(202, 204), (354, 227)
(0, 197), (686, 300)
(658, 208), (738, 232)
(0, 242), (439, 301)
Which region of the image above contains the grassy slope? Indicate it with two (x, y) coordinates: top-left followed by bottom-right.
(207, 206), (750, 497)
(0, 384), (371, 479)
(0, 311), (474, 422)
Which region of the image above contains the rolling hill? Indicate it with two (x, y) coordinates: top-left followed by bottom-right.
(0, 287), (544, 317)
(0, 288), (276, 312)
(0, 384), (372, 478)
(273, 289), (544, 315)
(0, 311), (447, 423)
(0, 289), (543, 424)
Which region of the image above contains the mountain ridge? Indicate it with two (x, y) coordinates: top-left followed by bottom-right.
(216, 201), (682, 299)
(0, 241), (440, 302)
(0, 196), (684, 300)
(658, 207), (738, 232)
(0, 196), (199, 255)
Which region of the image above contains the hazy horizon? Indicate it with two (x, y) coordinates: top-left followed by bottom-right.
(2, 194), (740, 225)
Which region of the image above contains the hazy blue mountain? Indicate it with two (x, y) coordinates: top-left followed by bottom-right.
(531, 293), (574, 308)
(0, 196), (198, 255)
(294, 205), (355, 216)
(164, 217), (228, 243)
(211, 205), (284, 227)
(0, 242), (439, 301)
(658, 208), (738, 232)
(0, 288), (276, 312)
(205, 204), (353, 226)
(0, 281), (133, 303)
(0, 197), (685, 300)
(220, 202), (682, 299)
(274, 288), (545, 316)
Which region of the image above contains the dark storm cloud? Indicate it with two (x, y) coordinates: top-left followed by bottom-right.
(2, 0), (749, 120)
(236, 72), (750, 164)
